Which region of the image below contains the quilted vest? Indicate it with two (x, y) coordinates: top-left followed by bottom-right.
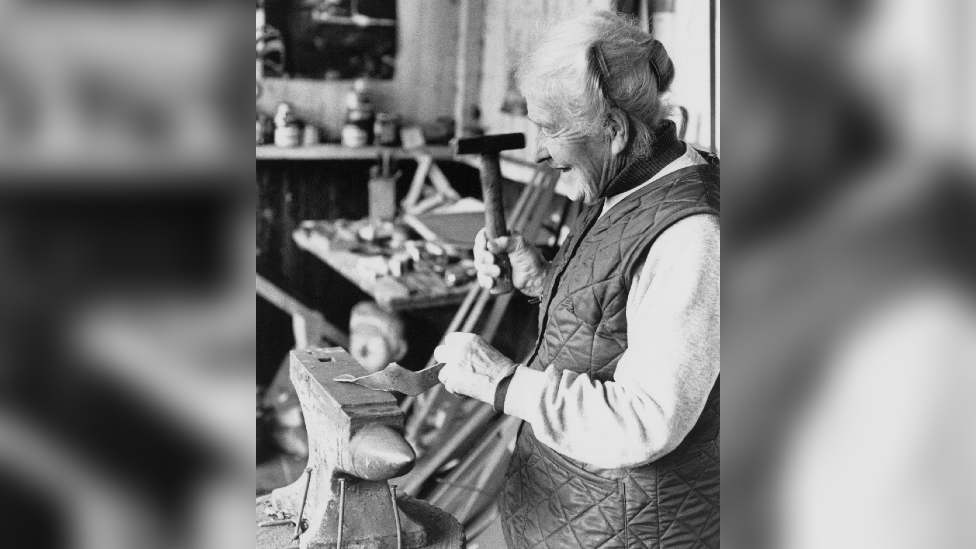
(499, 158), (720, 549)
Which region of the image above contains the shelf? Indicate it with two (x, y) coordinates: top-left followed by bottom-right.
(311, 13), (397, 27)
(257, 144), (456, 162)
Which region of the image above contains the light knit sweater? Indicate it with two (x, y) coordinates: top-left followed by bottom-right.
(503, 148), (721, 469)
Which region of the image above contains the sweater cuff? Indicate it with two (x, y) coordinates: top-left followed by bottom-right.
(502, 366), (549, 421)
(493, 368), (516, 412)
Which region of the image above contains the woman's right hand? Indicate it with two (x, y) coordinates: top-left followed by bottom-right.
(474, 227), (549, 298)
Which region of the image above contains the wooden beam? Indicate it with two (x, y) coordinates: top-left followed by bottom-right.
(710, 0), (717, 154)
(454, 0), (485, 136)
(401, 154), (433, 211)
(428, 162), (462, 202)
(398, 403), (497, 496)
(257, 274), (315, 318)
(256, 144), (455, 162)
(256, 275), (349, 349)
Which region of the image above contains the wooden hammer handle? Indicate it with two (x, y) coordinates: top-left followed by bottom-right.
(480, 155), (507, 239)
(479, 154), (514, 294)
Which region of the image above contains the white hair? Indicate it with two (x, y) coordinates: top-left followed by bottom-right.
(516, 10), (675, 158)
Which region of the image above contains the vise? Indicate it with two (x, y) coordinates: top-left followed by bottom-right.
(256, 348), (463, 549)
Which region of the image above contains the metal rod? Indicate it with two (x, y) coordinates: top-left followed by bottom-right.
(443, 282), (480, 336)
(292, 467), (314, 541)
(710, 0), (717, 153)
(389, 484), (403, 549)
(258, 519), (294, 528)
(461, 288), (492, 333)
(335, 477), (347, 548)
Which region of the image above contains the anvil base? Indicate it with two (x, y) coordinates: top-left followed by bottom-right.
(256, 493), (465, 549)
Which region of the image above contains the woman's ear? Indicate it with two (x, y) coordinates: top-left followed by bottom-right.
(607, 109), (630, 156)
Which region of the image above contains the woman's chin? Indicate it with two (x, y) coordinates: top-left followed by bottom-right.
(576, 183), (601, 205)
(564, 175), (586, 202)
(558, 172), (600, 204)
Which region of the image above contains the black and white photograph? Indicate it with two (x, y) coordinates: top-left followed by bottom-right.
(257, 1), (718, 547)
(0, 0), (974, 548)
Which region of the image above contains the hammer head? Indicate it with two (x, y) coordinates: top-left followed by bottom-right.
(454, 132), (525, 155)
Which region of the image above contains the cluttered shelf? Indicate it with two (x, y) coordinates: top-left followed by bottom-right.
(257, 144), (456, 162)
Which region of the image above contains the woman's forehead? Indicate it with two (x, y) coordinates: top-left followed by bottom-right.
(526, 102), (558, 126)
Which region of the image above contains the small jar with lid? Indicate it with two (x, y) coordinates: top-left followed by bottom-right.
(341, 79), (375, 147)
(341, 108), (373, 148)
(273, 103), (302, 148)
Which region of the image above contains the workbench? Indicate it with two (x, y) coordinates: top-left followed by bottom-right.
(292, 220), (476, 312)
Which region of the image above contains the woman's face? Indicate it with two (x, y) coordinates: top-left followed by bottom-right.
(527, 101), (613, 204)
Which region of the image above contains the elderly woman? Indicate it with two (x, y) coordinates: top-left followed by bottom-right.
(435, 10), (719, 548)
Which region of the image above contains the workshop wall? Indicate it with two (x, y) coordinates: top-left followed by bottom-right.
(478, 0), (612, 164)
(653, 1), (716, 153)
(477, 0), (719, 164)
(257, 0), (461, 140)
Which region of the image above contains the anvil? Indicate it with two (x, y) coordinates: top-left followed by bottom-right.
(256, 348), (455, 548)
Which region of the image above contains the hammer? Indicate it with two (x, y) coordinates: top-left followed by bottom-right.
(454, 132), (526, 294)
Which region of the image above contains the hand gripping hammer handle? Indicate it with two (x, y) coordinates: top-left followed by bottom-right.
(479, 155), (514, 294)
(455, 132), (526, 295)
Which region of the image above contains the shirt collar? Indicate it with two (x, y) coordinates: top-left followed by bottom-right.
(599, 120), (686, 199)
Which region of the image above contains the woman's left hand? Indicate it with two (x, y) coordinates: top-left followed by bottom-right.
(434, 332), (517, 404)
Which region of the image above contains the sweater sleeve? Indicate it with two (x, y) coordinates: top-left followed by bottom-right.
(503, 214), (720, 469)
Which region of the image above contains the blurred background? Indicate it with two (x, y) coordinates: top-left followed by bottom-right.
(0, 3), (254, 549)
(255, 1), (717, 546)
(0, 0), (972, 547)
(722, 0), (976, 548)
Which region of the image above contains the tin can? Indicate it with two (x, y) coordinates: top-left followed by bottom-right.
(373, 113), (400, 147)
(302, 124), (320, 146)
(275, 125), (301, 147)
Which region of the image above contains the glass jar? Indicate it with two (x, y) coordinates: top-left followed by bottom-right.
(373, 113), (400, 147)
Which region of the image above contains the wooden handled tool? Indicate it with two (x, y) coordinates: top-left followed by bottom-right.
(454, 132), (526, 294)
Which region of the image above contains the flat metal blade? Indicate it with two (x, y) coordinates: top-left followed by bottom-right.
(333, 362), (446, 396)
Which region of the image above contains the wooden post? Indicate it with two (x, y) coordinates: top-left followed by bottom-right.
(454, 0), (485, 137)
(256, 275), (349, 350)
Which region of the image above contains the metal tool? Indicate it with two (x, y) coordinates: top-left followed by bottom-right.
(258, 519), (294, 528)
(454, 132), (527, 294)
(333, 362), (446, 396)
(390, 485), (403, 549)
(335, 477), (346, 548)
(291, 467), (313, 541)
(332, 478), (405, 549)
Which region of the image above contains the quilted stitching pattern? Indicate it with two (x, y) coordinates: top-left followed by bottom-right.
(501, 427), (626, 549)
(528, 164), (720, 381)
(503, 386), (720, 549)
(503, 165), (720, 548)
